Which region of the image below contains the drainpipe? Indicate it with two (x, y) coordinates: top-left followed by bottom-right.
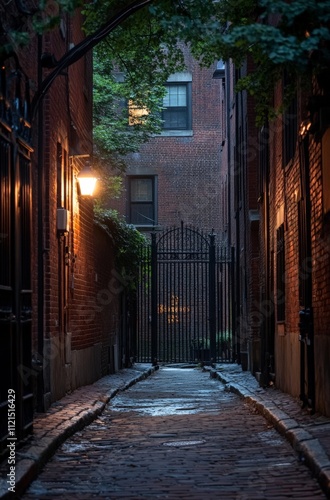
(225, 63), (231, 248)
(234, 83), (241, 365)
(298, 134), (315, 411)
(224, 63), (238, 360)
(261, 123), (273, 383)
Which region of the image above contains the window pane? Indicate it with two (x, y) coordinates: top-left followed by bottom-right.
(162, 83), (190, 130)
(131, 204), (154, 225)
(163, 85), (187, 107)
(131, 179), (152, 202)
(162, 109), (187, 129)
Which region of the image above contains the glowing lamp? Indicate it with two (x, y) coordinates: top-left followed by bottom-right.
(77, 165), (97, 196)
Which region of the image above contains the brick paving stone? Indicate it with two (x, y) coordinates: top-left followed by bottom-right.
(21, 367), (327, 499)
(1, 363), (330, 498)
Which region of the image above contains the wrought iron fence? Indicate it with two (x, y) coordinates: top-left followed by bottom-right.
(136, 223), (234, 364)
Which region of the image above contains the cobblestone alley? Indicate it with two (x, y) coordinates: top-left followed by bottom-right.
(23, 367), (326, 499)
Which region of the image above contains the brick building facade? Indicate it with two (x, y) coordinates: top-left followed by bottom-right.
(109, 48), (237, 367)
(225, 60), (330, 415)
(0, 2), (124, 453)
(218, 59), (261, 373)
(111, 48), (224, 236)
(113, 38), (330, 417)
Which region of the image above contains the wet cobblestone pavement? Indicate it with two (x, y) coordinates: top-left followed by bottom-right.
(22, 367), (326, 499)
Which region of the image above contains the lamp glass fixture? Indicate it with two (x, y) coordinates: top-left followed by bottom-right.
(77, 165), (97, 196)
(299, 119), (312, 138)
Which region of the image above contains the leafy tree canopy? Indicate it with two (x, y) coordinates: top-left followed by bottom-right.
(83, 0), (330, 162)
(2, 0), (330, 150)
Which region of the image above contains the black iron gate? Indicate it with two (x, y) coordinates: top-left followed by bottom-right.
(136, 223), (234, 364)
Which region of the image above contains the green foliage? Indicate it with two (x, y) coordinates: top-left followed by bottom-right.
(3, 0), (330, 129)
(221, 0), (330, 122)
(92, 52), (167, 173)
(85, 0), (330, 131)
(93, 171), (124, 210)
(94, 208), (149, 290)
(87, 2), (188, 173)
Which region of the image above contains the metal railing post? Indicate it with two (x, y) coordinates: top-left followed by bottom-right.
(209, 232), (216, 362)
(151, 233), (158, 364)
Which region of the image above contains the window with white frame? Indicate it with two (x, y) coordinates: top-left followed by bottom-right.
(161, 83), (191, 130)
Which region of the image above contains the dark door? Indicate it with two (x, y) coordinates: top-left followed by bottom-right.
(0, 125), (33, 456)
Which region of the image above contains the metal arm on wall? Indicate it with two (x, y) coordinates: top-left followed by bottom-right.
(31, 0), (153, 122)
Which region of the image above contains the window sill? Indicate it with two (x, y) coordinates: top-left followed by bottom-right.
(133, 224), (162, 232)
(157, 130), (193, 137)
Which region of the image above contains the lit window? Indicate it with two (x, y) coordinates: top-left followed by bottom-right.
(128, 100), (149, 126)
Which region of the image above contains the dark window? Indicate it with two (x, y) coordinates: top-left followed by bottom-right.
(162, 83), (191, 130)
(129, 177), (157, 226)
(276, 223), (285, 322)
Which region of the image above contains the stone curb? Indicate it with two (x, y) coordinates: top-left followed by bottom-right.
(210, 368), (330, 498)
(0, 366), (156, 499)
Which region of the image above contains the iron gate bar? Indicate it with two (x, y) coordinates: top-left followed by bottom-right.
(209, 232), (216, 362)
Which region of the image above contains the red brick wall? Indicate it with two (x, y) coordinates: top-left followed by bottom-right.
(310, 132), (330, 416)
(71, 197), (100, 351)
(93, 223), (123, 375)
(111, 48), (224, 235)
(25, 10), (97, 402)
(267, 79), (330, 415)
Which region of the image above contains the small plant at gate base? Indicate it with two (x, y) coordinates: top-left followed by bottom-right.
(191, 331), (232, 349)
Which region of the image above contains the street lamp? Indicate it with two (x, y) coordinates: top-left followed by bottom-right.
(77, 164), (98, 197)
(212, 59), (225, 79)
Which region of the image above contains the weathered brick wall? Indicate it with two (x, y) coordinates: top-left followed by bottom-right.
(269, 80), (330, 415)
(71, 198), (100, 350)
(310, 134), (330, 416)
(24, 10), (97, 402)
(269, 84), (301, 397)
(93, 223), (122, 376)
